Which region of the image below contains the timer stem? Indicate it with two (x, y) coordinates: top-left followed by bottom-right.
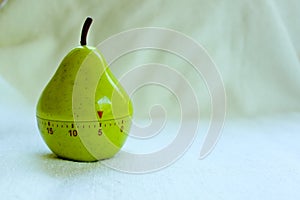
(80, 17), (93, 46)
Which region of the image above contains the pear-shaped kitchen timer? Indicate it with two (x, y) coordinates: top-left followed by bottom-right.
(36, 17), (133, 162)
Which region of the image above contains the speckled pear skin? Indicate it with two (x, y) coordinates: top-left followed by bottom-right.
(36, 46), (133, 162)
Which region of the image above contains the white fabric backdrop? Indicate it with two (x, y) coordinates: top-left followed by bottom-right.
(0, 0), (299, 199)
(1, 0), (300, 117)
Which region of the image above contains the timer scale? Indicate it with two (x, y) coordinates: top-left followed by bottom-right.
(36, 114), (131, 161)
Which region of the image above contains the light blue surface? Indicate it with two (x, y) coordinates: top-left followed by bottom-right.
(0, 103), (299, 199)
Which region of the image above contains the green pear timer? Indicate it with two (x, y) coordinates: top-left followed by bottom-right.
(36, 17), (133, 161)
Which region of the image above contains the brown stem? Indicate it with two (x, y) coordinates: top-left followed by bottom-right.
(80, 17), (93, 46)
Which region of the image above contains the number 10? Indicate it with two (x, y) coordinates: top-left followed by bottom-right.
(68, 130), (78, 137)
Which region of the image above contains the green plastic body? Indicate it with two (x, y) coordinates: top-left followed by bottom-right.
(36, 46), (133, 162)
